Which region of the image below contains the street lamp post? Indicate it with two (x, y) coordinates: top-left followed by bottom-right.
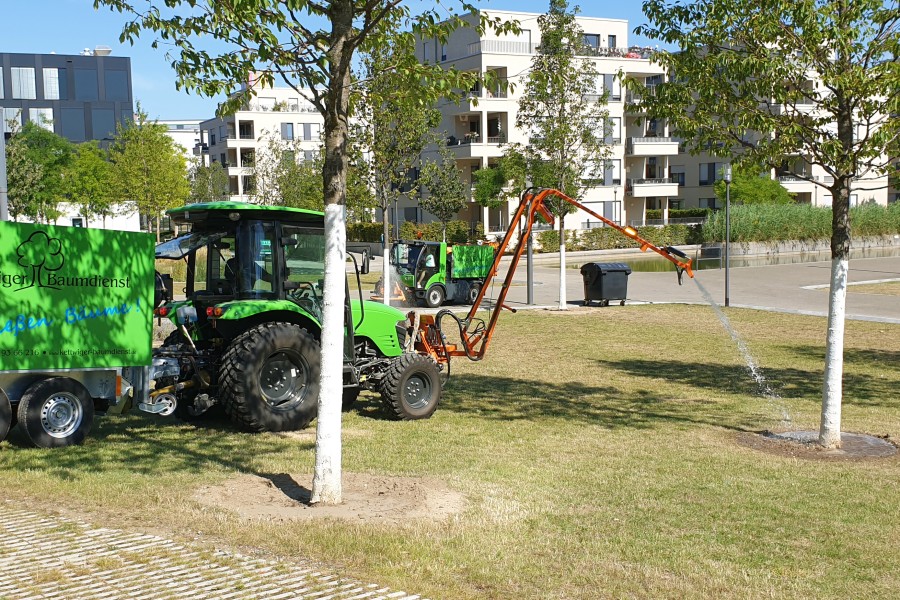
(724, 164), (732, 307)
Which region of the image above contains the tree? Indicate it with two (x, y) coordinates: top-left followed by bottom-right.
(713, 169), (795, 205)
(96, 0), (516, 504)
(353, 42), (442, 306)
(188, 160), (230, 203)
(108, 106), (190, 241)
(637, 0), (900, 448)
(5, 127), (45, 223)
(513, 0), (611, 309)
(420, 148), (468, 241)
(67, 142), (116, 227)
(15, 231), (64, 290)
(9, 121), (74, 223)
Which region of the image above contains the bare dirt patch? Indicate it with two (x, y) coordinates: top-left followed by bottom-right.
(195, 472), (465, 524)
(737, 430), (898, 461)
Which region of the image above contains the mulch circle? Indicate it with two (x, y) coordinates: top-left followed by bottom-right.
(736, 430), (897, 461)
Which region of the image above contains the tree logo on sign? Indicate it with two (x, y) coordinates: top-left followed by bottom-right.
(15, 231), (65, 291)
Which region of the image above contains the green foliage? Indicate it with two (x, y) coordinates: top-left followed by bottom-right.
(538, 224), (701, 253)
(7, 122), (74, 223)
(419, 148), (468, 239)
(66, 142), (117, 226)
(347, 221), (384, 243)
(471, 166), (507, 209)
(108, 106), (190, 238)
(646, 208), (712, 220)
(400, 220), (482, 244)
(513, 0), (611, 212)
(636, 0), (900, 259)
(714, 172), (794, 205)
(188, 160), (230, 203)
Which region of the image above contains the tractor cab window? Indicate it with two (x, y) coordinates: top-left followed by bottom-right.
(416, 245), (439, 289)
(391, 243), (422, 275)
(282, 225), (326, 320)
(235, 222), (276, 298)
(207, 236), (237, 295)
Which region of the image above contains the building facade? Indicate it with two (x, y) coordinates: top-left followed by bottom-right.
(200, 82), (325, 200)
(0, 49), (133, 145)
(413, 10), (677, 233)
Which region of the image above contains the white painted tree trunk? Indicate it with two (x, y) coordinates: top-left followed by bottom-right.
(558, 218), (567, 310)
(382, 247), (391, 307)
(311, 203), (346, 504)
(819, 257), (848, 448)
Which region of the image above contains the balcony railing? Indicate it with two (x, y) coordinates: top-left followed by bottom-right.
(777, 174), (808, 182)
(467, 40), (539, 55)
(486, 133), (507, 144)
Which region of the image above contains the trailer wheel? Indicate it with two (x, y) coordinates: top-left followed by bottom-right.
(381, 354), (441, 420)
(220, 322), (320, 432)
(467, 282), (482, 305)
(16, 378), (94, 448)
(425, 285), (445, 308)
(0, 390), (11, 444)
(342, 387), (360, 411)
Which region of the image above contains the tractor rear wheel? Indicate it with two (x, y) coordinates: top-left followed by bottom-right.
(0, 390), (11, 443)
(381, 354), (441, 420)
(220, 322), (320, 432)
(17, 378), (94, 448)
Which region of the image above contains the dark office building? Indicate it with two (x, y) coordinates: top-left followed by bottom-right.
(0, 50), (133, 144)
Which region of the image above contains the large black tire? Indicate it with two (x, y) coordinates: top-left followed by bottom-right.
(219, 322), (320, 432)
(16, 378), (94, 448)
(0, 390), (11, 444)
(381, 354), (442, 420)
(425, 285), (445, 308)
(342, 387), (361, 412)
(467, 282), (482, 305)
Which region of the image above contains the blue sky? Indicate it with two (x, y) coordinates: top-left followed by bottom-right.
(4, 0), (656, 120)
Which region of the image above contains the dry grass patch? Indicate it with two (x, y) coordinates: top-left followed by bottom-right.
(848, 280), (900, 295)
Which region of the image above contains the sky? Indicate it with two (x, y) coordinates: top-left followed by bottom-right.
(3, 0), (658, 121)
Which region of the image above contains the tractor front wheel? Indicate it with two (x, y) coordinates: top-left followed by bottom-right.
(381, 354), (442, 420)
(220, 322), (320, 432)
(425, 285), (445, 308)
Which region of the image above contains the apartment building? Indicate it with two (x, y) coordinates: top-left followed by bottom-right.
(159, 119), (204, 160)
(0, 49), (133, 145)
(200, 80), (324, 200)
(413, 10), (677, 234)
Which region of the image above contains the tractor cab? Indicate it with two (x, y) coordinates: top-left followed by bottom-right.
(390, 240), (445, 294)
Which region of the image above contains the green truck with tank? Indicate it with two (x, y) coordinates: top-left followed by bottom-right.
(0, 203), (443, 448)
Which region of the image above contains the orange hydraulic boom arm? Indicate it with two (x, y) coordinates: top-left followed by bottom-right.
(413, 188), (694, 367)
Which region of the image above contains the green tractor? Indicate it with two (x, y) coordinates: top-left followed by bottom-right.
(151, 203), (442, 431)
(375, 240), (495, 308)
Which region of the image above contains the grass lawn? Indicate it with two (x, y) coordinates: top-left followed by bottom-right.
(1, 305), (898, 599)
(848, 280), (900, 296)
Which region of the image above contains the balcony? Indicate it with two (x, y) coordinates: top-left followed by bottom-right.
(466, 40), (538, 55)
(777, 174), (816, 192)
(626, 178), (680, 198)
(625, 136), (680, 157)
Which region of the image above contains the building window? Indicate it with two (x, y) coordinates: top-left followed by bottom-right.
(11, 67), (36, 99)
(29, 108), (54, 131)
(92, 108), (116, 140)
(74, 69), (99, 101)
(302, 122), (321, 141)
(241, 175), (256, 194)
(699, 198), (718, 209)
(104, 70), (129, 101)
(2, 108), (22, 134)
(583, 34), (600, 49)
(670, 166), (686, 186)
(440, 43), (448, 61)
(669, 199), (684, 209)
(220, 153), (226, 165)
(304, 150), (314, 162)
(607, 117), (621, 143)
(281, 122), (294, 140)
(71, 218), (85, 228)
(43, 68), (65, 100)
(699, 162), (724, 186)
(210, 132), (216, 146)
(608, 34), (617, 49)
(605, 159), (622, 185)
(60, 107), (86, 141)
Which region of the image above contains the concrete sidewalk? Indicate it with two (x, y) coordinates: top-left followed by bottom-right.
(0, 505), (424, 600)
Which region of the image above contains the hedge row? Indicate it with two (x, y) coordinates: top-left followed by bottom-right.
(702, 202), (900, 242)
(646, 208), (711, 220)
(537, 224), (703, 252)
(399, 220), (485, 244)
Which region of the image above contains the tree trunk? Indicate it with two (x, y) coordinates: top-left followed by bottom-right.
(382, 197), (391, 307)
(312, 7), (353, 505)
(819, 179), (852, 448)
(558, 213), (567, 310)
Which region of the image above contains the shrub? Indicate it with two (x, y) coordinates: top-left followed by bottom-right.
(347, 221), (384, 243)
(398, 220), (482, 243)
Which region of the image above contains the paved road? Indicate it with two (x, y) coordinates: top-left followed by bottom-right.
(368, 253), (900, 324)
(0, 505), (423, 600)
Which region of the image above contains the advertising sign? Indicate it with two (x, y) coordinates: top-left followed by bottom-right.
(0, 221), (154, 371)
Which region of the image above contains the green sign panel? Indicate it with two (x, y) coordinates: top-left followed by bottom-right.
(0, 221), (154, 371)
